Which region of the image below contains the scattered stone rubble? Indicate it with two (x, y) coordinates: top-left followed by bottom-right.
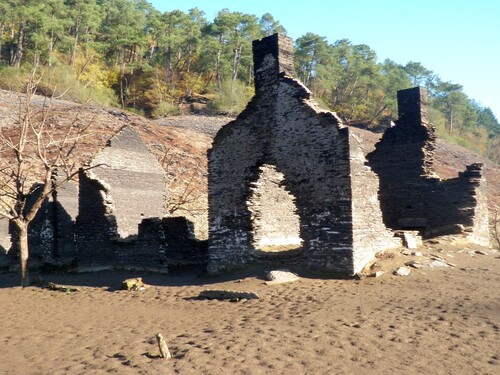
(395, 267), (412, 276)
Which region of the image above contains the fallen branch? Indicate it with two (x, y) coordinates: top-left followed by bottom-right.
(46, 282), (79, 293)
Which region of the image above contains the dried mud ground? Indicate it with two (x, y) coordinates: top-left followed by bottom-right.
(1, 238), (499, 375)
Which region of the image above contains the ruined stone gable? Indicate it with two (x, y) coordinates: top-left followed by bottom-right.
(81, 126), (166, 238)
(367, 87), (490, 246)
(76, 126), (167, 270)
(208, 34), (399, 276)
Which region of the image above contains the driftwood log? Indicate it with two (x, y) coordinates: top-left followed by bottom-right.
(156, 333), (172, 359)
(46, 282), (79, 293)
(198, 289), (260, 301)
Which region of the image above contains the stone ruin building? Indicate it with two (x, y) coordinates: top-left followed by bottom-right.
(367, 87), (490, 246)
(0, 33), (490, 277)
(207, 34), (400, 276)
(76, 126), (206, 271)
(207, 33), (490, 276)
(0, 126), (207, 272)
(75, 125), (167, 270)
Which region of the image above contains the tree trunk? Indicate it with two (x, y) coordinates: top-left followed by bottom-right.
(69, 18), (81, 66)
(48, 30), (56, 67)
(17, 222), (30, 287)
(232, 44), (242, 82)
(450, 108), (454, 133)
(166, 43), (173, 85)
(13, 23), (25, 69)
(215, 48), (221, 90)
(0, 23), (4, 62)
(119, 52), (127, 109)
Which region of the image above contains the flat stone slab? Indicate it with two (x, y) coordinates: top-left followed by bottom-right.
(395, 266), (411, 276)
(265, 269), (300, 285)
(368, 271), (385, 278)
(403, 232), (418, 249)
(429, 260), (450, 268)
(198, 289), (260, 301)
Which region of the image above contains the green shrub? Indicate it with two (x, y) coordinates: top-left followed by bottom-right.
(207, 80), (253, 115)
(0, 65), (117, 107)
(152, 100), (180, 118)
(0, 66), (28, 92)
(38, 65), (117, 106)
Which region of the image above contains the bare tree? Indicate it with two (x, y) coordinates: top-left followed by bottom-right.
(161, 149), (205, 217)
(0, 69), (93, 286)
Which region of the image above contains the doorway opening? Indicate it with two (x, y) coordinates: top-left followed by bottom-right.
(247, 164), (303, 255)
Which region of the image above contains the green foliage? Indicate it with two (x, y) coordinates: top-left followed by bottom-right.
(152, 100), (180, 118)
(0, 64), (116, 105)
(207, 79), (253, 115)
(0, 66), (27, 91)
(428, 106), (449, 138)
(380, 59), (412, 117)
(0, 1), (497, 163)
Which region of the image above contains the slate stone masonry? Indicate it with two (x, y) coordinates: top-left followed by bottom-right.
(75, 126), (207, 271)
(368, 87), (490, 245)
(207, 34), (399, 276)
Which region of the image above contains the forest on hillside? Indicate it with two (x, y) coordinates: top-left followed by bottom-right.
(0, 0), (499, 162)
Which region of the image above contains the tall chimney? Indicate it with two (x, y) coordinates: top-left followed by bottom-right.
(252, 33), (295, 91)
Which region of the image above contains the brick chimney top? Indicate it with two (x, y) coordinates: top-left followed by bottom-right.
(252, 33), (295, 91)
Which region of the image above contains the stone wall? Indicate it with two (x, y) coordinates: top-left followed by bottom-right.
(0, 219), (10, 268)
(368, 87), (490, 245)
(246, 164), (302, 250)
(6, 178), (78, 268)
(76, 126), (166, 269)
(160, 217), (208, 265)
(75, 168), (119, 270)
(75, 126), (207, 271)
(208, 34), (398, 276)
(86, 126), (166, 237)
(53, 175), (79, 261)
(349, 134), (401, 271)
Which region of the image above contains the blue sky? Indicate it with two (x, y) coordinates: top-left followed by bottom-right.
(149, 0), (500, 120)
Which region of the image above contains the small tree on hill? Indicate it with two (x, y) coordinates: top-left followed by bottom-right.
(0, 70), (93, 287)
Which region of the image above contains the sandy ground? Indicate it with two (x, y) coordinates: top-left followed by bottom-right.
(0, 238), (499, 375)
